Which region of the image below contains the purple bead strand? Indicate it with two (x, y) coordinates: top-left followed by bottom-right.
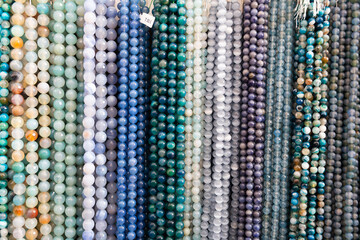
(240, 0), (269, 239)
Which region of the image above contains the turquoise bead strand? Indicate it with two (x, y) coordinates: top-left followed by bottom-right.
(146, 0), (162, 238)
(0, 0), (11, 235)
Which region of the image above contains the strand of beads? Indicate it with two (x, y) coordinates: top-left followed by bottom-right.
(0, 0), (11, 235)
(345, 1), (360, 239)
(278, 0), (295, 238)
(241, 0), (269, 239)
(229, 1), (242, 239)
(104, 1), (117, 239)
(93, 1), (108, 239)
(146, 0), (162, 238)
(136, 2), (150, 238)
(324, 0), (347, 240)
(184, 1), (195, 237)
(48, 0), (67, 237)
(238, 0), (248, 234)
(9, 0), (26, 238)
(350, 3), (360, 238)
(324, 0), (340, 238)
(62, 0), (79, 238)
(166, 1), (187, 238)
(75, 0), (85, 237)
(22, 2), (39, 239)
(189, 0), (205, 239)
(116, 0), (130, 238)
(200, 0), (216, 238)
(343, 1), (359, 239)
(298, 11), (315, 239)
(125, 1), (141, 238)
(209, 1), (229, 238)
(35, 0), (52, 238)
(82, 0), (96, 237)
(306, 3), (329, 239)
(288, 17), (308, 240)
(261, 0), (278, 236)
(341, 3), (353, 239)
(222, 1), (234, 238)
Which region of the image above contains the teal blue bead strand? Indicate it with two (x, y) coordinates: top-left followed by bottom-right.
(146, 0), (162, 238)
(289, 17), (311, 240)
(262, 0), (278, 236)
(0, 0), (12, 236)
(278, 0), (295, 238)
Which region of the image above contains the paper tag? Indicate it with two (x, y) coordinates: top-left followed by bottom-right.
(140, 13), (155, 28)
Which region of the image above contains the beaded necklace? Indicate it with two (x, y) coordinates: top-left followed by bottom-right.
(116, 0), (130, 238)
(200, 0), (216, 238)
(240, 0), (269, 238)
(48, 0), (68, 237)
(329, 0), (346, 237)
(9, 0), (26, 237)
(184, 1), (195, 237)
(0, 0), (11, 235)
(62, 0), (79, 238)
(125, 1), (141, 238)
(324, 0), (346, 238)
(262, 0), (295, 239)
(75, 0), (85, 238)
(289, 2), (329, 239)
(93, 1), (109, 239)
(82, 0), (96, 238)
(146, 0), (162, 238)
(104, 1), (117, 239)
(343, 1), (359, 239)
(262, 0), (278, 236)
(212, 1), (232, 238)
(22, 1), (39, 239)
(167, 1), (187, 239)
(229, 1), (242, 239)
(136, 2), (150, 238)
(35, 0), (52, 238)
(307, 3), (329, 239)
(184, 0), (205, 239)
(278, 0), (295, 237)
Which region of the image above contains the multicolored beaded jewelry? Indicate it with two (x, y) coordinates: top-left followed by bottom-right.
(0, 0), (12, 235)
(22, 2), (40, 239)
(9, 0), (26, 237)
